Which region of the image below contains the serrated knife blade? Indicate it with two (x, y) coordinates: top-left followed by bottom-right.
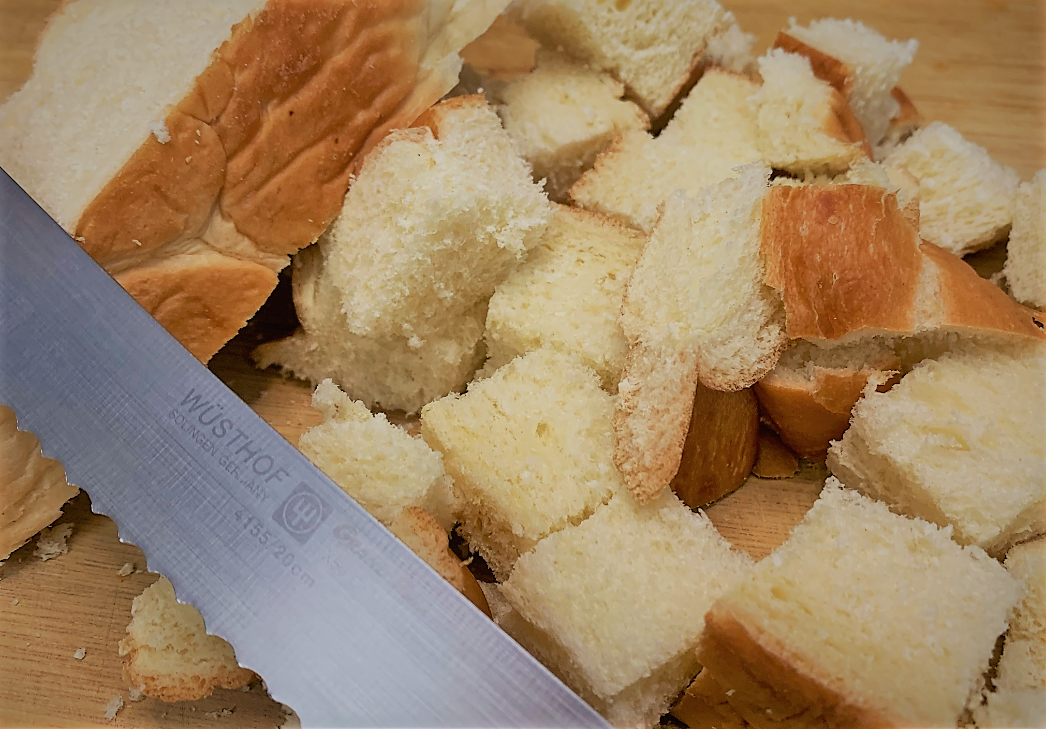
(0, 167), (608, 729)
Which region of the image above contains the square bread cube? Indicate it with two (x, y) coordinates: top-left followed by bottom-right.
(500, 492), (753, 728)
(420, 347), (622, 579)
(828, 347), (1046, 555)
(484, 205), (646, 391)
(699, 479), (1018, 728)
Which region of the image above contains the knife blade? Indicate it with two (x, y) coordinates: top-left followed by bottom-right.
(0, 167), (608, 728)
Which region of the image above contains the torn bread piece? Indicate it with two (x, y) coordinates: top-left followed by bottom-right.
(774, 18), (918, 145)
(421, 348), (622, 580)
(120, 577), (255, 702)
(1003, 169), (1046, 311)
(1, 405), (79, 560)
(828, 346), (1046, 556)
(500, 492), (753, 729)
(494, 50), (649, 202)
(0, 0), (508, 362)
(885, 122), (1020, 256)
(973, 537), (1046, 727)
(703, 16), (757, 75)
(569, 68), (763, 233)
(518, 0), (732, 118)
(699, 480), (1018, 729)
(616, 164), (783, 503)
(484, 205), (646, 392)
(752, 49), (871, 177)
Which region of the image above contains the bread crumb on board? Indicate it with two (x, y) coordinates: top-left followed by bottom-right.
(117, 562), (135, 577)
(73, 648), (86, 660)
(205, 708), (234, 719)
(34, 523), (73, 561)
(127, 685), (145, 702)
(102, 695), (123, 721)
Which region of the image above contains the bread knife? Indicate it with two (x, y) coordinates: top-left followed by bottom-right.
(0, 167), (608, 728)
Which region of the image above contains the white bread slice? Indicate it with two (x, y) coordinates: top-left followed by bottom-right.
(615, 164), (785, 503)
(0, 0), (507, 362)
(1003, 170), (1046, 310)
(494, 50), (649, 202)
(484, 205), (646, 392)
(752, 49), (871, 176)
(828, 346), (1046, 556)
(699, 480), (1019, 728)
(885, 122), (1021, 256)
(420, 348), (622, 580)
(119, 577), (255, 702)
(297, 380), (455, 530)
(974, 537), (1046, 727)
(500, 492), (753, 729)
(0, 406), (79, 560)
(518, 0), (731, 118)
(774, 18), (918, 145)
(568, 68), (763, 233)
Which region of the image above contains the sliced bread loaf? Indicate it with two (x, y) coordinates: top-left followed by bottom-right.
(0, 0), (505, 361)
(699, 480), (1018, 728)
(1003, 170), (1046, 310)
(500, 492), (753, 729)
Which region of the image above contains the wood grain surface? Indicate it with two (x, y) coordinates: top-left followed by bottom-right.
(1, 1), (1042, 727)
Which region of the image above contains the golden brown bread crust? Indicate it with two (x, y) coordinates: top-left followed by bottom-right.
(699, 608), (895, 729)
(761, 185), (923, 341)
(670, 384), (759, 509)
(751, 425), (799, 479)
(0, 406), (79, 560)
(886, 87), (922, 141)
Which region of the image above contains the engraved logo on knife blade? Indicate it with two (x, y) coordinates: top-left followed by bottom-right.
(273, 482), (332, 544)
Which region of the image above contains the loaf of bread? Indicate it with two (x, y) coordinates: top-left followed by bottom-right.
(828, 346), (1046, 556)
(518, 0), (732, 118)
(774, 18), (918, 145)
(120, 577), (255, 702)
(500, 492), (753, 729)
(484, 205), (645, 391)
(973, 536), (1046, 727)
(752, 49), (870, 175)
(421, 348), (622, 580)
(615, 164), (784, 503)
(0, 406), (79, 560)
(1003, 170), (1046, 310)
(885, 122), (1021, 256)
(699, 480), (1018, 728)
(255, 95), (551, 413)
(569, 68), (763, 233)
(493, 51), (649, 202)
(0, 0), (507, 362)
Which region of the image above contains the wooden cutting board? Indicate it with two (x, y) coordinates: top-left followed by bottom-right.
(1, 2), (1042, 727)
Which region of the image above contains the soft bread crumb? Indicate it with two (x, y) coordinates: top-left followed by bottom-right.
(34, 522), (73, 561)
(117, 562), (135, 577)
(127, 685), (145, 702)
(103, 695), (124, 721)
(73, 647), (86, 660)
(204, 708), (233, 718)
(147, 120), (170, 144)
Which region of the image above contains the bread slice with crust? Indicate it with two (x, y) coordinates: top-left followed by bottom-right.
(774, 18), (918, 145)
(1003, 169), (1046, 311)
(699, 480), (1018, 729)
(0, 0), (507, 362)
(518, 0), (732, 118)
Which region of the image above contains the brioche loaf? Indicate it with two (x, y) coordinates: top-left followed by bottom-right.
(1003, 169), (1046, 311)
(518, 0), (732, 118)
(421, 348), (622, 580)
(493, 50), (649, 202)
(0, 0), (507, 362)
(500, 492), (753, 729)
(699, 480), (1018, 728)
(484, 204), (645, 392)
(828, 346), (1046, 556)
(774, 18), (918, 145)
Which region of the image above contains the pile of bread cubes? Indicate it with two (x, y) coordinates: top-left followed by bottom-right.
(21, 0), (1046, 726)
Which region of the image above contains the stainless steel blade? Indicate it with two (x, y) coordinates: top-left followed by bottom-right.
(0, 168), (608, 728)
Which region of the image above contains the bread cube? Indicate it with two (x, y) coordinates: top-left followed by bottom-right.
(421, 348), (622, 579)
(495, 51), (649, 202)
(519, 0), (731, 118)
(885, 122), (1020, 256)
(828, 347), (1046, 555)
(699, 480), (1019, 728)
(1003, 169), (1046, 310)
(500, 493), (753, 728)
(484, 205), (645, 391)
(570, 68), (763, 233)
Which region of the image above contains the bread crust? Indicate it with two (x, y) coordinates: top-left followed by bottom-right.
(752, 426), (800, 479)
(699, 607), (895, 729)
(773, 32), (854, 97)
(761, 184), (923, 341)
